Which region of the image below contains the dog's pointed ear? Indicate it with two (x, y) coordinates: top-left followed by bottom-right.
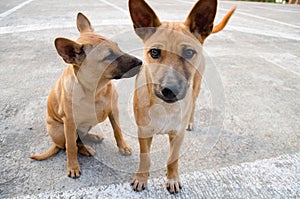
(77, 12), (94, 33)
(54, 38), (86, 65)
(184, 0), (217, 43)
(129, 0), (161, 41)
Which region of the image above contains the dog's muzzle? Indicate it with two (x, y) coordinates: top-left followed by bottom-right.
(153, 66), (190, 103)
(113, 55), (143, 79)
(121, 59), (142, 78)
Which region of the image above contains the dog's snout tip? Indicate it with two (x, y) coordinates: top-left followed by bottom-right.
(162, 87), (177, 100)
(160, 85), (180, 103)
(154, 82), (189, 103)
(136, 59), (143, 66)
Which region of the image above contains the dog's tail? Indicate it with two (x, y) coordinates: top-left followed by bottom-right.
(30, 144), (60, 160)
(212, 6), (237, 34)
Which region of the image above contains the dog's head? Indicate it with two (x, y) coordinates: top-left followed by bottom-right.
(129, 0), (235, 103)
(54, 13), (142, 83)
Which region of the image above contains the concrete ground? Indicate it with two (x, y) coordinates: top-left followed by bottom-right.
(0, 0), (299, 198)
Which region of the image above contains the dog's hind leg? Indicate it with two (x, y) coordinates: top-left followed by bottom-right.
(187, 71), (202, 131)
(46, 115), (66, 148)
(77, 126), (104, 143)
(187, 103), (196, 131)
(77, 143), (96, 156)
(30, 116), (65, 160)
(83, 132), (104, 143)
(76, 135), (96, 156)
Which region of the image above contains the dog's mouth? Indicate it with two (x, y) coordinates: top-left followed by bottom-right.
(112, 65), (141, 79)
(115, 64), (142, 79)
(154, 82), (189, 103)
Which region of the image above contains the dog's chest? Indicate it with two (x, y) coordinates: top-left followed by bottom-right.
(143, 98), (192, 134)
(156, 112), (185, 134)
(72, 86), (112, 131)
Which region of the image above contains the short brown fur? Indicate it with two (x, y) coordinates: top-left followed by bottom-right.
(129, 0), (236, 193)
(30, 13), (142, 178)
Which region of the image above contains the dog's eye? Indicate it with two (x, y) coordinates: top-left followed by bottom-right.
(149, 49), (161, 59)
(182, 49), (196, 59)
(104, 49), (117, 61)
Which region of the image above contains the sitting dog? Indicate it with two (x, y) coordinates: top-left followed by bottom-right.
(129, 0), (236, 193)
(30, 13), (142, 178)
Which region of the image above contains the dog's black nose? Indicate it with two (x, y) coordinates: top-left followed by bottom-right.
(136, 59), (143, 66)
(161, 85), (180, 102)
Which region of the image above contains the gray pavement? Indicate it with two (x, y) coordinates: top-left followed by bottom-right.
(0, 0), (299, 198)
(20, 153), (300, 198)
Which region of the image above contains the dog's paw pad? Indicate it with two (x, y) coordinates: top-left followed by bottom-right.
(119, 145), (132, 156)
(166, 179), (182, 194)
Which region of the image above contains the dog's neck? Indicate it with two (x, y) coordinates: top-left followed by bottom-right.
(71, 65), (110, 95)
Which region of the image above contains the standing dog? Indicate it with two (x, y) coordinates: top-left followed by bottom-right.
(129, 0), (236, 193)
(30, 13), (142, 178)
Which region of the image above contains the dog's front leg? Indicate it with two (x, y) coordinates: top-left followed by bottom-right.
(108, 109), (132, 155)
(166, 132), (185, 193)
(63, 117), (80, 178)
(131, 136), (153, 192)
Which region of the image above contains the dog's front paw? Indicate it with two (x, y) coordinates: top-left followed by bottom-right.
(166, 179), (182, 194)
(67, 165), (81, 179)
(131, 175), (148, 192)
(118, 144), (132, 156)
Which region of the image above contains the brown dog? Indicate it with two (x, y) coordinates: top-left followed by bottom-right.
(30, 13), (142, 178)
(129, 0), (236, 193)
